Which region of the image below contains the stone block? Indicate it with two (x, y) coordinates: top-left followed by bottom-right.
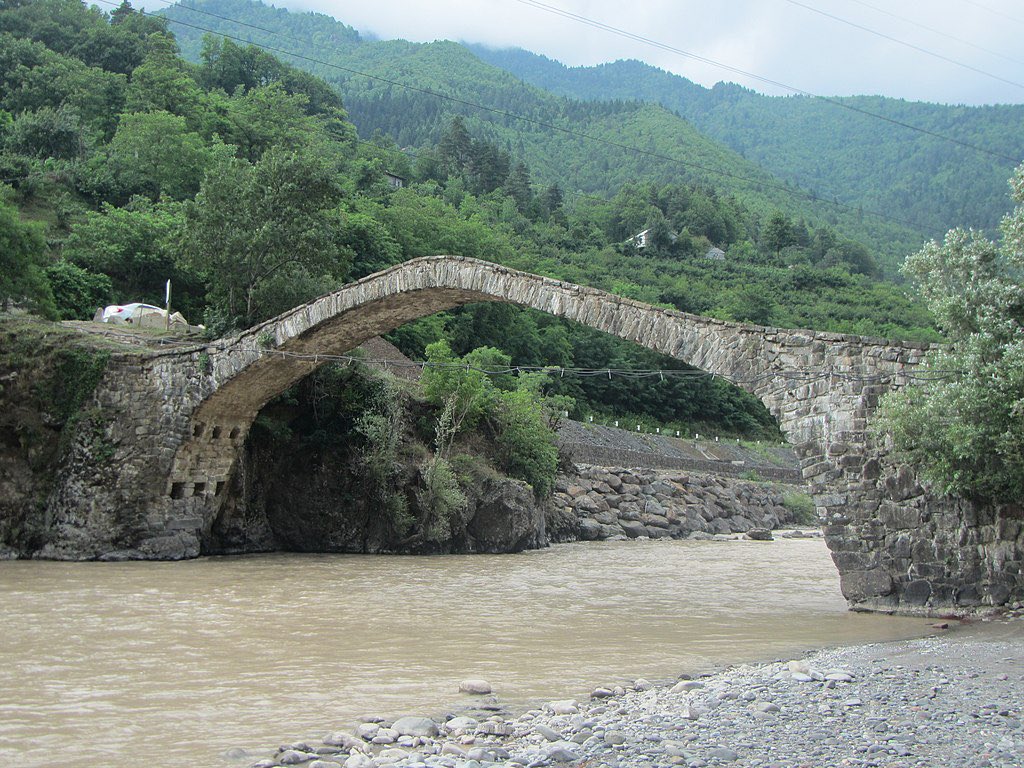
(879, 503), (921, 530)
(840, 568), (894, 600)
(620, 520), (648, 539)
(901, 579), (932, 606)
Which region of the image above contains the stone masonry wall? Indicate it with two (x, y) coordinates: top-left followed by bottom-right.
(549, 465), (803, 542)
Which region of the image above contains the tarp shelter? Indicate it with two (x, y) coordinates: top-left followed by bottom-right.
(101, 303), (189, 330)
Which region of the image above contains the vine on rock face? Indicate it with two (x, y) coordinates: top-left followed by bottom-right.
(354, 377), (413, 536)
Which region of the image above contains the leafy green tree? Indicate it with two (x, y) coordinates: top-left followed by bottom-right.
(63, 196), (189, 310)
(220, 82), (323, 162)
(4, 104), (85, 160)
(45, 259), (111, 320)
(0, 189), (54, 316)
(874, 164), (1024, 503)
(761, 211), (797, 255)
(106, 110), (218, 201)
(420, 339), (499, 437)
(123, 33), (202, 119)
(0, 35), (127, 135)
(181, 147), (348, 327)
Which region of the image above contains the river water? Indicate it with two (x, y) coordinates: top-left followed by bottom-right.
(1, 539), (933, 767)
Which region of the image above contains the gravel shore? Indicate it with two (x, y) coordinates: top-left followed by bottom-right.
(244, 617), (1023, 768)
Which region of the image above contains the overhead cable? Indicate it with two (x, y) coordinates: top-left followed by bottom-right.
(783, 0), (1024, 91)
(844, 0), (1024, 67)
(138, 0), (1015, 232)
(510, 0), (1021, 163)
(258, 348), (961, 386)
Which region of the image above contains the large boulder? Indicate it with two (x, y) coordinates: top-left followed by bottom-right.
(465, 476), (546, 553)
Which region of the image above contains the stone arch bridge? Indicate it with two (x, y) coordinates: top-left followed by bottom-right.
(46, 256), (1021, 613)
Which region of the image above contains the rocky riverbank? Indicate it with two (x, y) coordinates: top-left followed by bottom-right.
(239, 616), (1023, 768)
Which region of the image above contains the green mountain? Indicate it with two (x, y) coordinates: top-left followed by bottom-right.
(159, 0), (932, 272)
(1, 0), (946, 442)
(468, 46), (1024, 241)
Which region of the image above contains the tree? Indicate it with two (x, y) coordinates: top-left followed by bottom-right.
(0, 190), (54, 316)
(181, 147), (348, 328)
(63, 196), (189, 310)
(106, 111), (217, 201)
(761, 211), (797, 254)
(123, 33), (202, 119)
(45, 260), (111, 320)
(874, 163), (1024, 504)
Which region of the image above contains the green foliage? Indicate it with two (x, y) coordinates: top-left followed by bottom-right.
(874, 164), (1024, 504)
(470, 46), (1024, 271)
(419, 340), (560, 496)
(354, 376), (413, 535)
(782, 491), (817, 526)
(492, 384), (560, 497)
(417, 455), (467, 543)
(105, 111), (217, 201)
(420, 339), (499, 437)
(40, 345), (110, 422)
(45, 260), (111, 320)
(63, 196), (188, 309)
(181, 146), (349, 327)
(0, 190), (54, 316)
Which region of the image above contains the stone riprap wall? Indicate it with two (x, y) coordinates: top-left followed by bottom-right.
(550, 465), (801, 542)
(12, 256), (1021, 615)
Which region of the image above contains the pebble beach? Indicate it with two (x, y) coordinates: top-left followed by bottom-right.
(241, 615), (1024, 768)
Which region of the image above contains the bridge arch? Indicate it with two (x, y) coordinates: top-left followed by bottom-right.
(166, 256), (920, 516)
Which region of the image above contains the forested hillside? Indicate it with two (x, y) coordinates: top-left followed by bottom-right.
(159, 0), (931, 272)
(1, 0), (941, 441)
(470, 46), (1024, 244)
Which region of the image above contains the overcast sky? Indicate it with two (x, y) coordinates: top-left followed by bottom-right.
(242, 0), (1024, 106)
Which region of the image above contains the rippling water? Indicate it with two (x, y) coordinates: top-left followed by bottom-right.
(0, 539), (932, 767)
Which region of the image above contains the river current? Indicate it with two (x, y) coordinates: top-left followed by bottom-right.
(0, 539), (932, 767)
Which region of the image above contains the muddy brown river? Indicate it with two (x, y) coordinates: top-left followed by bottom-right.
(0, 539), (933, 767)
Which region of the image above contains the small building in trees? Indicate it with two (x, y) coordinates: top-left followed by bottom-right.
(705, 246), (726, 261)
(384, 171), (405, 189)
(628, 228), (678, 250)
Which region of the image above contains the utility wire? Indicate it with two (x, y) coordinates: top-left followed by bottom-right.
(260, 348), (961, 386)
(960, 0), (1024, 28)
(154, 0), (1024, 229)
(844, 0), (1024, 67)
(783, 0), (1024, 91)
(510, 0), (1021, 163)
(124, 0), (923, 231)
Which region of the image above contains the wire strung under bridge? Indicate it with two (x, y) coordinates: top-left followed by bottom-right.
(259, 348), (962, 387)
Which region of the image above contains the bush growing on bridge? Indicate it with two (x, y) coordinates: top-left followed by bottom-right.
(874, 163), (1024, 504)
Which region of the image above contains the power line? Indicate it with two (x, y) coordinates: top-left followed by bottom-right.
(510, 0), (1020, 163)
(126, 0), (923, 230)
(261, 348), (961, 387)
(783, 0), (1024, 91)
(844, 0), (1024, 67)
(960, 0), (1024, 28)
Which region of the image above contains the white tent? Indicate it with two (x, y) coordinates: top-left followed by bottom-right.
(101, 303), (189, 330)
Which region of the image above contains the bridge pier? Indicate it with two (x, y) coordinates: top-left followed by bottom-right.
(26, 257), (1023, 612)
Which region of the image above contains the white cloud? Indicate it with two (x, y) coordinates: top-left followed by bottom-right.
(165, 0), (1024, 104)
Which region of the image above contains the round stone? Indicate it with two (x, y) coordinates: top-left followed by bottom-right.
(459, 678), (493, 695)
